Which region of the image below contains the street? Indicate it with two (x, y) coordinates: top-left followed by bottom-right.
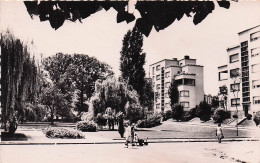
(1, 141), (260, 163)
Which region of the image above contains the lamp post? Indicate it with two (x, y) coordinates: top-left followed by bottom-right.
(231, 72), (241, 137)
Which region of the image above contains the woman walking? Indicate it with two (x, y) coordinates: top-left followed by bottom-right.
(125, 123), (131, 148)
(216, 123), (224, 143)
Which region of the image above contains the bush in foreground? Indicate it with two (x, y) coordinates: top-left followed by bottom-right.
(136, 113), (161, 128)
(182, 108), (196, 121)
(196, 101), (212, 122)
(76, 121), (97, 132)
(164, 110), (172, 120)
(172, 104), (184, 121)
(253, 111), (260, 126)
(213, 109), (231, 123)
(43, 127), (84, 139)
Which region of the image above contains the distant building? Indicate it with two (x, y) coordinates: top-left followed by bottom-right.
(149, 55), (204, 113)
(218, 25), (260, 117)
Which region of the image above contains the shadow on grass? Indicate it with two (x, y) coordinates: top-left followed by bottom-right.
(1, 132), (31, 141)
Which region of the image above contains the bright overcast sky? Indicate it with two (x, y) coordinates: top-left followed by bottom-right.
(1, 1), (260, 95)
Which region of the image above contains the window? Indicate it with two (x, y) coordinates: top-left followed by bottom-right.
(230, 83), (240, 92)
(165, 82), (170, 88)
(241, 51), (248, 57)
(180, 102), (189, 108)
(184, 79), (195, 86)
(230, 68), (240, 78)
(152, 76), (155, 82)
(155, 92), (160, 100)
(243, 97), (250, 102)
(231, 98), (240, 107)
(230, 53), (239, 63)
(156, 65), (160, 71)
(165, 92), (169, 98)
(165, 72), (170, 78)
(251, 31), (260, 41)
(180, 90), (189, 97)
(156, 84), (160, 90)
(152, 67), (155, 75)
(219, 71), (228, 81)
(156, 104), (160, 109)
(251, 47), (260, 57)
(165, 103), (170, 108)
(252, 64), (260, 73)
(241, 41), (248, 47)
(253, 96), (260, 104)
(253, 80), (260, 88)
(156, 75), (160, 80)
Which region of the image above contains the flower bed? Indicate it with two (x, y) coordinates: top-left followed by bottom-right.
(43, 127), (85, 139)
(136, 114), (162, 128)
(76, 121), (97, 132)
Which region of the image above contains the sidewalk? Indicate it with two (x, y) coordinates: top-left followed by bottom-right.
(1, 128), (259, 145)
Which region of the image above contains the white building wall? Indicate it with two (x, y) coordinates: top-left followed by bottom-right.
(218, 25), (260, 116)
(150, 57), (204, 113)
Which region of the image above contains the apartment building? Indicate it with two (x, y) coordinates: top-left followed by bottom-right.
(149, 55), (204, 113)
(218, 25), (260, 117)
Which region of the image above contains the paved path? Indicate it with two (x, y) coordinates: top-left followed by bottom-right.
(1, 141), (259, 163)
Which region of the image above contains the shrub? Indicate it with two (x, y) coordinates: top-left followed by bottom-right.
(164, 110), (172, 120)
(76, 121), (97, 132)
(136, 113), (161, 128)
(182, 108), (196, 121)
(95, 113), (107, 126)
(125, 102), (144, 123)
(233, 114), (238, 119)
(213, 109), (231, 123)
(253, 111), (260, 126)
(172, 104), (184, 121)
(246, 114), (252, 120)
(43, 127), (84, 139)
(196, 101), (212, 122)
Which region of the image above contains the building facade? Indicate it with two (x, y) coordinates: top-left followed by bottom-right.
(149, 55), (204, 113)
(218, 25), (260, 117)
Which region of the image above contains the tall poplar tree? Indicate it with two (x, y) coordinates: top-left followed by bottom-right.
(120, 27), (146, 105)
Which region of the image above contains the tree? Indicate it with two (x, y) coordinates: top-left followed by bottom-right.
(142, 79), (154, 110)
(120, 27), (146, 105)
(88, 77), (140, 119)
(218, 85), (228, 111)
(171, 104), (184, 121)
(1, 30), (38, 134)
(24, 1), (231, 36)
(168, 80), (179, 108)
(196, 101), (212, 122)
(42, 53), (113, 113)
(211, 96), (219, 109)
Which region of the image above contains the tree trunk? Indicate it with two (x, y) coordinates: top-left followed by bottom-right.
(50, 107), (54, 125)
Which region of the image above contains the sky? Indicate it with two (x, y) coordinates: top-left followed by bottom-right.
(1, 1), (260, 95)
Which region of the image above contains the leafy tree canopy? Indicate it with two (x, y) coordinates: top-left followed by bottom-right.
(42, 53), (114, 113)
(24, 1), (230, 36)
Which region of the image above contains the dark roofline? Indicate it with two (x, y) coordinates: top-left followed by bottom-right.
(165, 65), (180, 69)
(178, 58), (196, 61)
(182, 64), (203, 67)
(218, 65), (228, 69)
(149, 59), (177, 66)
(227, 45), (240, 51)
(175, 73), (196, 76)
(238, 25), (260, 35)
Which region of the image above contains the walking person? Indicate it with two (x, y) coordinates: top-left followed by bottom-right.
(130, 123), (135, 146)
(125, 123), (131, 148)
(216, 123), (224, 143)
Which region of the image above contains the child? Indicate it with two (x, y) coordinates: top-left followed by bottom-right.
(216, 123), (224, 143)
(134, 133), (139, 146)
